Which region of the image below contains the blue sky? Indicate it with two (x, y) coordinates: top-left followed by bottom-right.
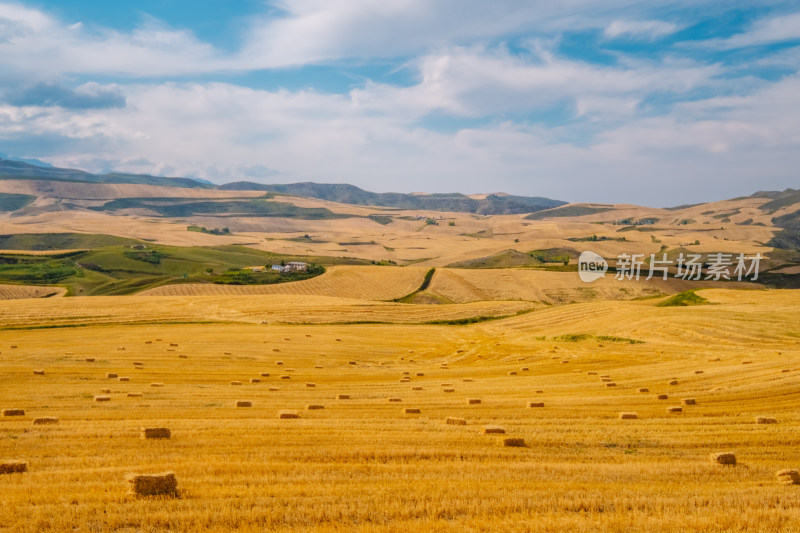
(1, 1), (799, 205)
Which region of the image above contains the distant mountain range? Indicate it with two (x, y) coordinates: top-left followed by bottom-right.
(0, 158), (565, 215)
(220, 181), (565, 215)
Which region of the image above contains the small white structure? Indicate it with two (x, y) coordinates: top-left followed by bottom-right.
(271, 265), (285, 272)
(285, 262), (308, 272)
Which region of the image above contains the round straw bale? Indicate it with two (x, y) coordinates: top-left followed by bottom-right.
(403, 408), (421, 414)
(467, 398), (481, 405)
(107, 373), (118, 379)
(502, 437), (526, 447)
(776, 469), (800, 485)
(307, 404), (325, 410)
(521, 367), (529, 371)
(668, 380), (678, 385)
(305, 383), (316, 388)
(94, 396), (110, 402)
(508, 371), (517, 376)
(443, 388), (455, 393)
(178, 355), (188, 359)
(261, 372), (270, 377)
(236, 400), (252, 408)
(657, 394), (668, 400)
(605, 382), (617, 387)
(0, 461), (28, 474)
(276, 361), (284, 365)
(682, 398), (696, 405)
(781, 369), (790, 373)
(528, 402), (544, 408)
(280, 375), (290, 380)
(666, 406), (683, 413)
(462, 378), (474, 382)
(119, 377), (130, 382)
(278, 411), (300, 419)
(140, 427), (171, 439)
(337, 394), (350, 400)
(711, 452), (736, 465)
(756, 416), (778, 424)
(587, 371), (597, 375)
(32, 369), (45, 375)
(619, 412), (638, 419)
(85, 358), (95, 362)
(33, 416), (59, 425)
(695, 370), (704, 374)
(638, 388), (649, 393)
(483, 425), (506, 434)
(416, 372), (424, 377)
(250, 378), (261, 383)
(100, 389), (111, 393)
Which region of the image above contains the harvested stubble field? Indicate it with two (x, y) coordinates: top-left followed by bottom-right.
(1, 288), (799, 532)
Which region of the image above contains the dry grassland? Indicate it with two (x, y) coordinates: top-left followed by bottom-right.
(1, 289), (799, 532)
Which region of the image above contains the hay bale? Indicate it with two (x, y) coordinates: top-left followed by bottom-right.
(235, 400), (252, 408)
(668, 380), (678, 385)
(502, 437), (526, 447)
(587, 371), (597, 375)
(467, 398), (482, 405)
(657, 394), (669, 400)
(119, 377), (130, 382)
(261, 372), (270, 377)
(280, 375), (291, 380)
(100, 389), (111, 394)
(276, 361), (284, 365)
(399, 378), (410, 383)
(178, 355), (188, 359)
(442, 388), (455, 393)
(416, 372), (424, 377)
(307, 404), (325, 410)
(230, 381), (242, 386)
(107, 373), (118, 379)
(348, 361), (357, 365)
(445, 417), (467, 425)
(337, 394), (350, 400)
(521, 367), (529, 371)
(32, 369), (45, 375)
(781, 369), (791, 373)
(440, 363), (448, 368)
(0, 461), (28, 474)
(619, 412), (638, 419)
(250, 378), (261, 383)
(169, 343), (178, 347)
(462, 378), (473, 382)
(710, 452), (736, 465)
(305, 383), (316, 388)
(126, 472), (178, 496)
(2, 409), (25, 416)
(483, 425), (506, 434)
(600, 374), (610, 378)
(278, 411), (300, 419)
(776, 469), (800, 485)
(150, 383), (164, 388)
(140, 427), (171, 439)
(403, 408), (421, 414)
(601, 378), (613, 382)
(508, 371), (517, 376)
(666, 406), (683, 413)
(535, 390), (544, 394)
(85, 358), (95, 362)
(224, 352), (232, 356)
(32, 417), (59, 425)
(756, 416), (778, 424)
(127, 393), (142, 398)
(528, 402), (544, 408)
(314, 365), (323, 369)
(638, 388), (649, 393)
(561, 360), (570, 364)
(94, 396), (110, 402)
(695, 370), (704, 374)
(268, 387), (279, 391)
(605, 382), (617, 387)
(411, 386), (423, 391)
(388, 397), (402, 402)
(682, 398), (696, 406)
(742, 361), (752, 365)
(133, 362), (143, 366)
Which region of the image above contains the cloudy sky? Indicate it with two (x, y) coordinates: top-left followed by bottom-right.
(1, 1), (799, 205)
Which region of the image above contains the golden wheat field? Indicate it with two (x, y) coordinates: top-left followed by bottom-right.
(1, 288), (799, 532)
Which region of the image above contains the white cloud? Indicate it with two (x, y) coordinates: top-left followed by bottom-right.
(604, 20), (680, 40)
(701, 11), (800, 49)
